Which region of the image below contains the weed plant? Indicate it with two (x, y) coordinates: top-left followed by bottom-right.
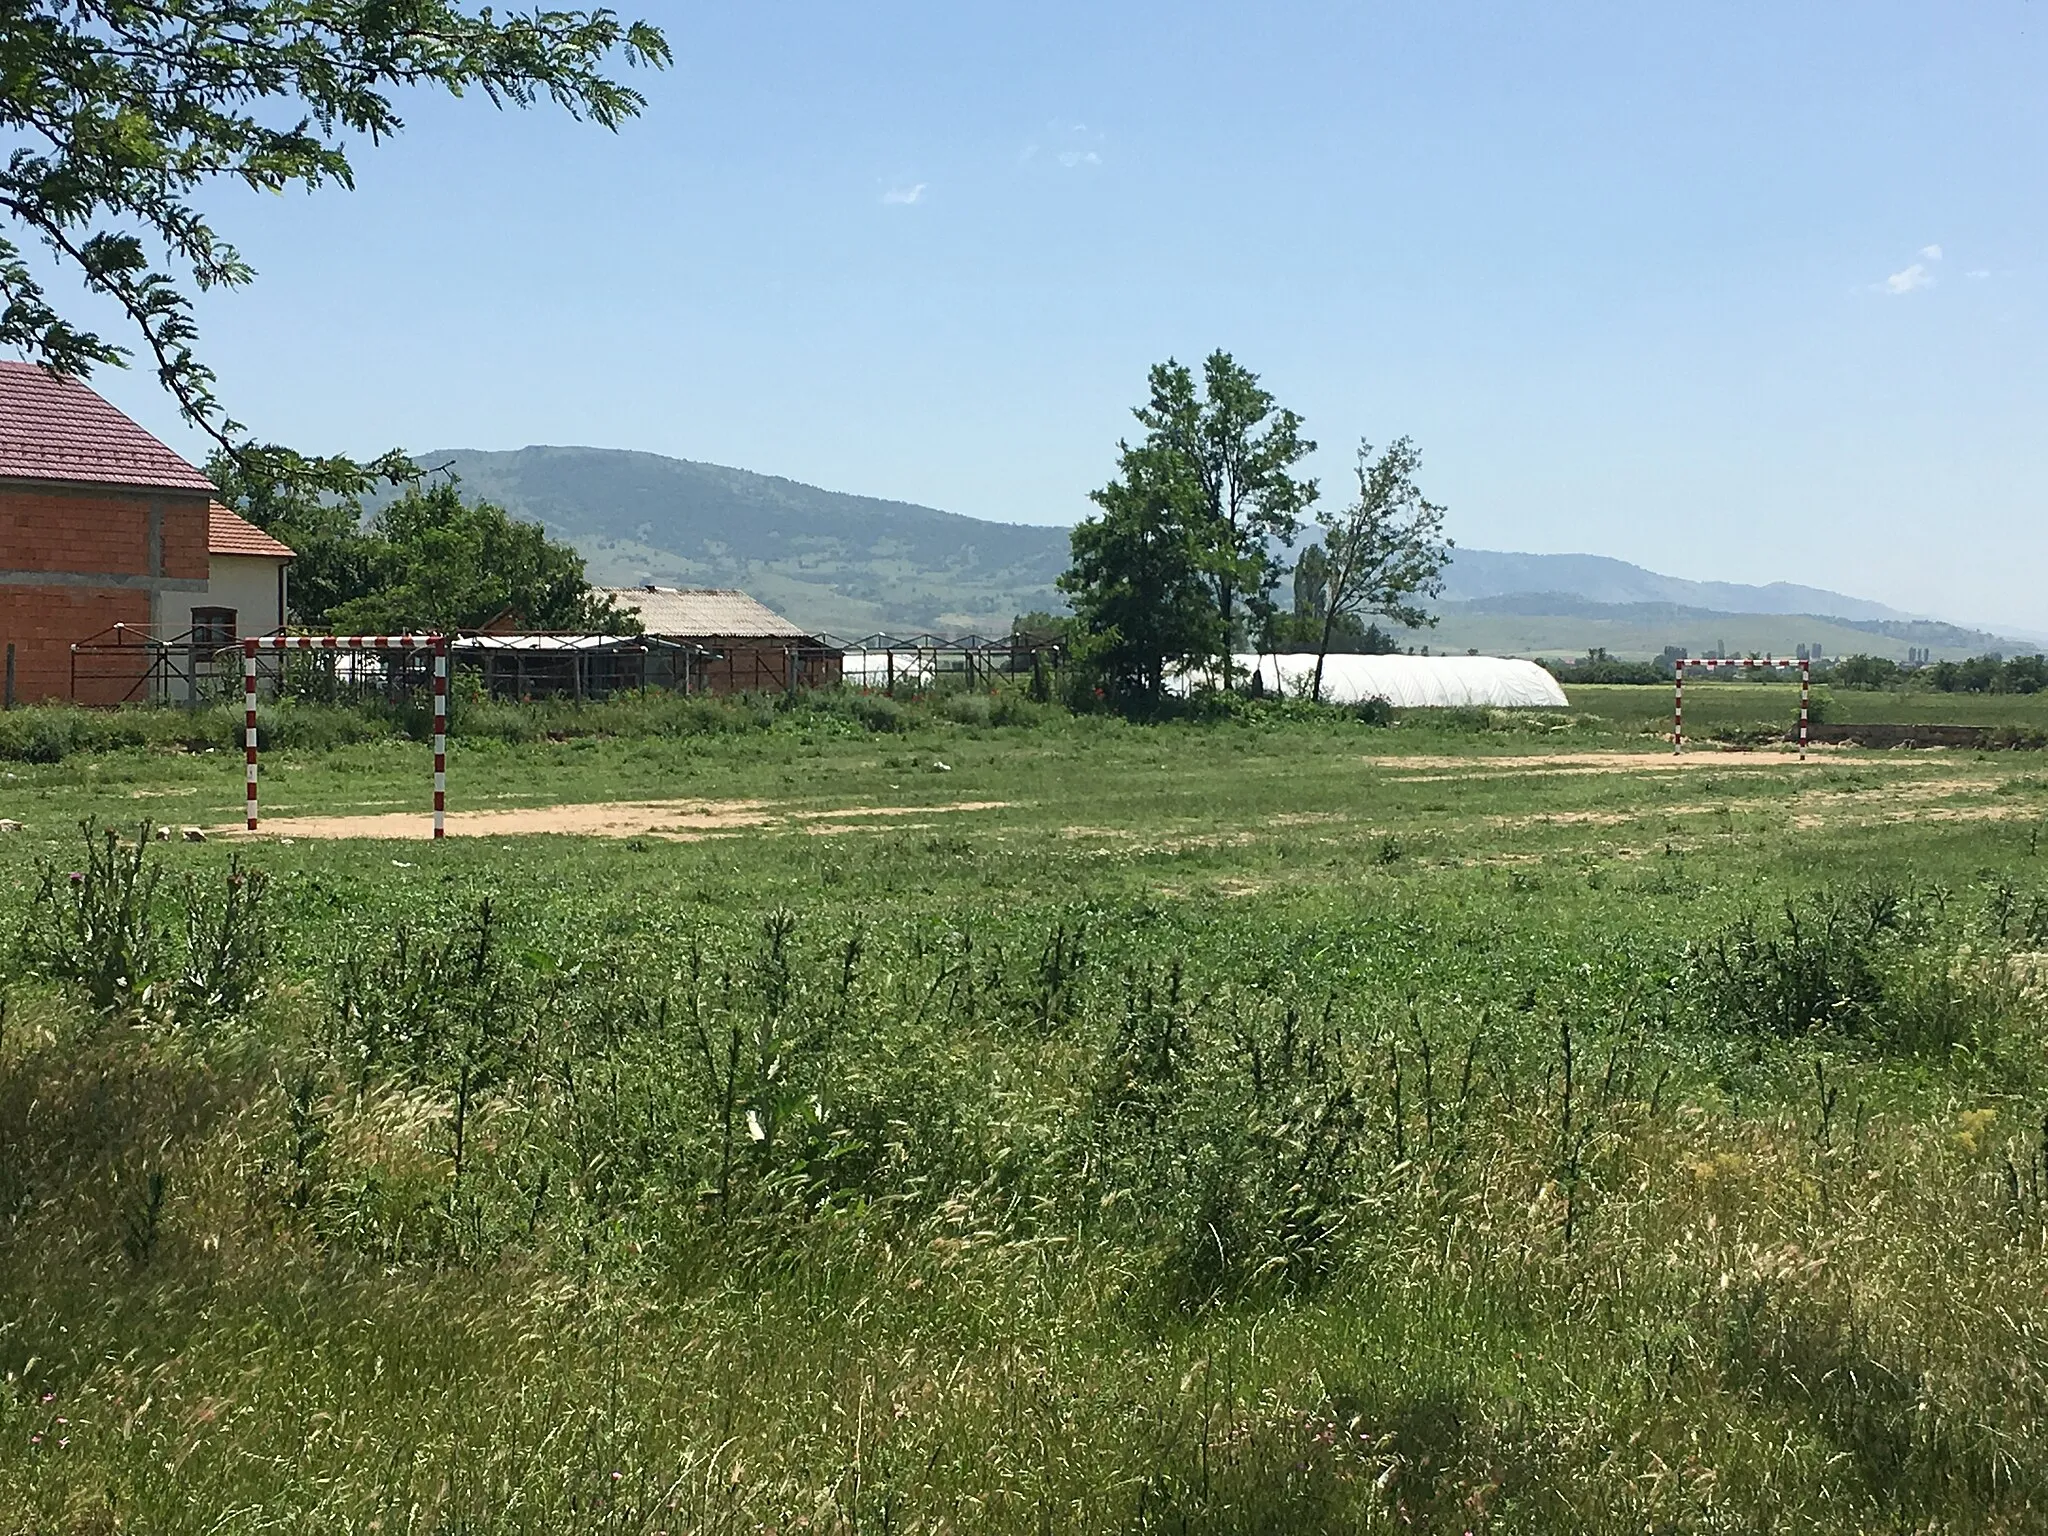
(2, 721), (2048, 1531)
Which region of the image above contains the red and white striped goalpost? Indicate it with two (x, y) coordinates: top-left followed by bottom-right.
(243, 634), (449, 837)
(1672, 656), (1810, 760)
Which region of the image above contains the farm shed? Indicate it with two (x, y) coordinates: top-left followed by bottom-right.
(451, 633), (708, 699)
(1182, 653), (1569, 708)
(839, 632), (1041, 691)
(597, 586), (842, 694)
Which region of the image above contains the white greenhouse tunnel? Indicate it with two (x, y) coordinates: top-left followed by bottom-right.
(1175, 653), (1569, 709)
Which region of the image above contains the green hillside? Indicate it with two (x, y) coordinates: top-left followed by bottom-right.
(1394, 596), (2021, 663)
(422, 446), (1068, 634)
(420, 446), (2032, 656)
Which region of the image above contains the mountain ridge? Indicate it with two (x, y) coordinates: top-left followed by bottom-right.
(416, 445), (2015, 658)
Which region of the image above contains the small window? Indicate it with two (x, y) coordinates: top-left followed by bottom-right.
(191, 607), (237, 649)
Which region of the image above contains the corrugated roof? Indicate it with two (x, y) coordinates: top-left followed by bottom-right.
(452, 634), (690, 653)
(0, 361), (217, 493)
(600, 586), (814, 639)
(209, 503), (294, 560)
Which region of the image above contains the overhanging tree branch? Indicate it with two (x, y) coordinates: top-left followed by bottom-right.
(0, 0), (669, 491)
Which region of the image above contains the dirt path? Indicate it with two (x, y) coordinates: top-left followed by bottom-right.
(220, 798), (1011, 842)
(1374, 747), (1852, 781)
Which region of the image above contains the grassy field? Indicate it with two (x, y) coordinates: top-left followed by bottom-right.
(3, 686), (2048, 1532)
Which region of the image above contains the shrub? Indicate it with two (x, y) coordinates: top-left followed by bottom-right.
(17, 822), (269, 1024)
(1684, 887), (1998, 1055)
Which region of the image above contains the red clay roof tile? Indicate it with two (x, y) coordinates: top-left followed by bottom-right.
(0, 360), (216, 493)
(208, 503), (294, 559)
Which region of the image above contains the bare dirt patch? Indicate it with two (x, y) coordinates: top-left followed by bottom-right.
(221, 798), (1010, 842)
(1487, 809), (1639, 829)
(1376, 749), (1816, 782)
(1792, 801), (2029, 832)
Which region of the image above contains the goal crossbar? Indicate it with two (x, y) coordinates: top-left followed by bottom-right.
(1673, 656), (1810, 759)
(243, 634), (448, 836)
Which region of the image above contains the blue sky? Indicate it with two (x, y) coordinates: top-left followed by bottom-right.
(82, 1), (2048, 632)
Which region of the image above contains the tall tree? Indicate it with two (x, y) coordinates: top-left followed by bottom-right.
(208, 448), (404, 625)
(326, 481), (637, 635)
(1059, 439), (1219, 714)
(0, 2), (667, 489)
(1309, 438), (1452, 702)
(1134, 353), (1316, 682)
(1292, 543), (1331, 622)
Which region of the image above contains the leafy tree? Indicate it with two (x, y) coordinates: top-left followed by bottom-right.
(2007, 655), (2048, 694)
(1268, 606), (1402, 655)
(1060, 439), (1219, 714)
(1829, 654), (1901, 690)
(0, 1), (667, 486)
(1307, 438), (1452, 701)
(1010, 610), (1075, 647)
(326, 481), (636, 635)
(1135, 353), (1316, 681)
(207, 447), (402, 625)
(1292, 543), (1330, 622)
(1920, 653), (2048, 694)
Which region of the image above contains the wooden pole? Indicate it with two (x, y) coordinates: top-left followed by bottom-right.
(3, 642), (13, 710)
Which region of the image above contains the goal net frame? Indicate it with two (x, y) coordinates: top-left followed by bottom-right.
(1672, 656), (1810, 759)
(243, 634), (449, 836)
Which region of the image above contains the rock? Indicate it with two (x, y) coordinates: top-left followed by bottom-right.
(931, 760), (953, 773)
(0, 818), (22, 833)
(181, 826), (206, 842)
(154, 826), (172, 841)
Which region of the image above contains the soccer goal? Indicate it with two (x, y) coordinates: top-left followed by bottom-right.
(1673, 656), (1811, 759)
(242, 634), (449, 836)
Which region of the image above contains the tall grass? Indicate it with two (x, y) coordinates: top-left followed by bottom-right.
(2, 816), (2046, 1531)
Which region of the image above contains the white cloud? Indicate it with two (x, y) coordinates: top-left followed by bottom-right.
(1919, 244), (1943, 261)
(1968, 268), (1991, 279)
(882, 183), (926, 206)
(1882, 262), (1934, 294)
(1028, 119), (1106, 171)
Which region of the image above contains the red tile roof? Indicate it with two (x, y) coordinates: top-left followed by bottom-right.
(0, 360), (216, 493)
(209, 503), (294, 560)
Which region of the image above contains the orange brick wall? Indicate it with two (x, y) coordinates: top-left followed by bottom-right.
(695, 641), (844, 695)
(0, 483), (211, 704)
(0, 587), (152, 703)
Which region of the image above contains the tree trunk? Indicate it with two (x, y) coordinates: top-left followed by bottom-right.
(1312, 604), (1340, 704)
(1217, 574), (1234, 693)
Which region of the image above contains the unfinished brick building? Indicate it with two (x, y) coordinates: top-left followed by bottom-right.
(0, 362), (217, 704)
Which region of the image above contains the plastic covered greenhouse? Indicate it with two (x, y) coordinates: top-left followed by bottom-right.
(1175, 653), (1569, 709)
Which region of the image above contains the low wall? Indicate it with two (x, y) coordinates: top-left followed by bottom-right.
(1799, 722), (2007, 749)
